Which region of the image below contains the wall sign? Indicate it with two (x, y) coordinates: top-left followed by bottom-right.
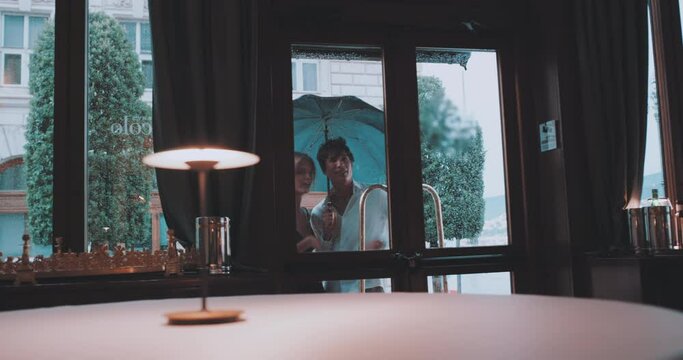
(539, 120), (557, 152)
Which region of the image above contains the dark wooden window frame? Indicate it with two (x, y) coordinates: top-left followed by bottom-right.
(270, 8), (531, 293)
(650, 0), (683, 247)
(53, 0), (86, 253)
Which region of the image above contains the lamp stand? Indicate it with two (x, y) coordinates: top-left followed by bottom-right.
(165, 161), (241, 325)
(143, 147), (258, 325)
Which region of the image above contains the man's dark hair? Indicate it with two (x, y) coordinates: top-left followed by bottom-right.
(317, 137), (354, 172)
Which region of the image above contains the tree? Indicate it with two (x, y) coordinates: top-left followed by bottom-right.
(87, 12), (153, 249)
(417, 76), (485, 246)
(24, 21), (55, 245)
(25, 13), (153, 248)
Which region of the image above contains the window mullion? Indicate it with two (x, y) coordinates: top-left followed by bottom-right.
(651, 0), (683, 246)
(53, 0), (86, 252)
(383, 39), (426, 259)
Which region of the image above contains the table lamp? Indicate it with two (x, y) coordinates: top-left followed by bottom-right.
(143, 146), (259, 325)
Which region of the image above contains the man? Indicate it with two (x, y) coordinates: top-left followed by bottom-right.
(310, 137), (389, 293)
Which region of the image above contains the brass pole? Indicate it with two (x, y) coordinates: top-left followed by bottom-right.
(358, 184), (388, 293)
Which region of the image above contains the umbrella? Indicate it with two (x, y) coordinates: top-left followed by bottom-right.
(293, 94), (387, 192)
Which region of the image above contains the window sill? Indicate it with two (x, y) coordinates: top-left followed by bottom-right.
(587, 253), (683, 311)
(0, 271), (277, 311)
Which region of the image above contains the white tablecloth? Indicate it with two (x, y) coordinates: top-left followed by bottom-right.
(1, 293), (682, 359)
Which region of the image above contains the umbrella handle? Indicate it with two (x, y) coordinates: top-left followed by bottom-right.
(323, 202), (338, 242)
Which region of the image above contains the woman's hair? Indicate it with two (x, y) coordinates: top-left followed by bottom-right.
(316, 137), (354, 172)
(294, 152), (316, 180)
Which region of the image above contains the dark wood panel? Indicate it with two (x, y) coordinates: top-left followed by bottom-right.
(651, 0), (683, 249)
(54, 1), (86, 253)
(272, 0), (521, 34)
(0, 273), (277, 311)
(588, 255), (683, 311)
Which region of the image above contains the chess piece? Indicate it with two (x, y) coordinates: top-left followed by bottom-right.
(14, 234), (36, 285)
(165, 229), (182, 276)
(54, 236), (64, 255)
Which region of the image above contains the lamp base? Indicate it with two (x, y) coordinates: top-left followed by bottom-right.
(165, 309), (243, 325)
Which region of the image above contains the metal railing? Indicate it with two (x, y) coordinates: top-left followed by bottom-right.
(357, 183), (447, 293)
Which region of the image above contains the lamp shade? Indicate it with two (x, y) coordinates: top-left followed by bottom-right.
(142, 147), (260, 170)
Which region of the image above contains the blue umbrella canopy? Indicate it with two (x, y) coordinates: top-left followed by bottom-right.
(293, 95), (387, 192)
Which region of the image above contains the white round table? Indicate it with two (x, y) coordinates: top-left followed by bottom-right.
(1, 293), (682, 359)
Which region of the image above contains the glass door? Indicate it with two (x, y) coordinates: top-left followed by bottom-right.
(401, 32), (526, 294)
(415, 47), (515, 294)
(278, 30), (525, 295)
(287, 43), (394, 293)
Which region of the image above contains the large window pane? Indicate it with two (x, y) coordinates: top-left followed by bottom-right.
(121, 21), (136, 50)
(28, 17), (47, 49)
(0, 214), (52, 257)
(417, 49), (508, 248)
(641, 10), (666, 203)
(292, 276), (392, 294)
(3, 54), (21, 84)
(302, 62), (318, 91)
(3, 15), (24, 48)
(428, 272), (512, 295)
(330, 277), (391, 293)
(0, 7), (54, 258)
(0, 162), (26, 189)
(142, 60), (153, 89)
(87, 2), (155, 251)
(291, 45), (391, 259)
(159, 212), (169, 249)
(140, 22), (151, 53)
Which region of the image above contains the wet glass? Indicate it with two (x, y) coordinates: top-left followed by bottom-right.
(292, 276), (392, 294)
(417, 48), (509, 248)
(0, 7), (54, 257)
(87, 0), (159, 251)
(290, 44), (391, 255)
(641, 9), (666, 203)
(428, 272), (512, 295)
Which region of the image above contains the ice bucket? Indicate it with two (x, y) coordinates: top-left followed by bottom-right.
(195, 216), (230, 274)
(627, 208), (648, 255)
(642, 190), (673, 254)
(643, 206), (672, 253)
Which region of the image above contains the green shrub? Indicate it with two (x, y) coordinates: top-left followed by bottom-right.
(418, 76), (485, 246)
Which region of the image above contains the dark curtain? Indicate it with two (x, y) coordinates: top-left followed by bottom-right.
(148, 0), (257, 255)
(574, 0), (649, 251)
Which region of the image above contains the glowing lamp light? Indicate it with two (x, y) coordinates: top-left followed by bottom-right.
(142, 146), (259, 325)
(142, 147), (260, 170)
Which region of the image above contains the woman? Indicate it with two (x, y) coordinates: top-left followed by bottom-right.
(294, 152), (321, 253)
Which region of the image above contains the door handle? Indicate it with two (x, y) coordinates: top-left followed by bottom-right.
(392, 252), (422, 268)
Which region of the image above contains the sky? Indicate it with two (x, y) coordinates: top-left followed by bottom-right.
(643, 12), (665, 178)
